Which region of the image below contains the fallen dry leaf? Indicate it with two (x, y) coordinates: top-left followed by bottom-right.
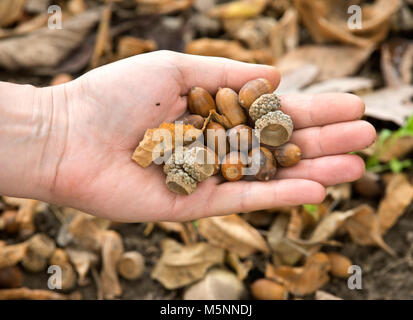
(276, 63), (319, 94)
(156, 221), (197, 244)
(276, 45), (373, 82)
(267, 214), (303, 266)
(265, 253), (331, 296)
(151, 239), (225, 289)
(270, 8), (299, 62)
(226, 252), (253, 281)
(315, 290), (342, 300)
(294, 0), (401, 47)
(379, 136), (413, 162)
(362, 85), (413, 125)
(66, 248), (99, 286)
(377, 174), (413, 234)
(0, 287), (68, 300)
(132, 122), (202, 168)
(198, 214), (270, 258)
(0, 9), (100, 74)
(344, 205), (395, 255)
(90, 4), (114, 69)
(0, 0), (26, 27)
(303, 77), (374, 94)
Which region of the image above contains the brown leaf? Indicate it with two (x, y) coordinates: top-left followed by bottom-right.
(267, 213), (303, 266)
(0, 0), (25, 27)
(66, 248), (99, 286)
(151, 239), (225, 289)
(265, 253), (330, 296)
(0, 287), (68, 300)
(315, 290), (342, 300)
(377, 174), (413, 234)
(198, 214), (270, 258)
(362, 86), (413, 125)
(156, 221), (197, 244)
(0, 9), (100, 74)
(276, 45), (373, 82)
(226, 252), (252, 281)
(379, 136), (413, 162)
(344, 205), (395, 255)
(303, 77), (374, 94)
(90, 4), (113, 69)
(276, 63), (319, 94)
(270, 8), (299, 61)
(294, 0), (401, 47)
(131, 123), (202, 168)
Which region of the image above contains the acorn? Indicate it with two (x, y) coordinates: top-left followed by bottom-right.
(205, 121), (229, 159)
(221, 152), (246, 182)
(164, 146), (217, 195)
(255, 111), (293, 147)
(249, 147), (277, 181)
(249, 93), (281, 122)
(274, 143), (302, 167)
(239, 78), (275, 110)
(0, 266), (23, 288)
(177, 114), (205, 129)
(227, 124), (253, 152)
(326, 252), (352, 278)
(188, 87), (216, 117)
(117, 251), (145, 281)
(215, 87), (247, 127)
(250, 279), (287, 300)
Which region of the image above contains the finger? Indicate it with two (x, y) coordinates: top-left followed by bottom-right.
(175, 178), (326, 219)
(275, 154), (365, 186)
(174, 52), (280, 95)
(280, 93), (365, 129)
(290, 120), (376, 159)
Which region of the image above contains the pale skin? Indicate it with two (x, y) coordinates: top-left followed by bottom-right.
(0, 51), (376, 222)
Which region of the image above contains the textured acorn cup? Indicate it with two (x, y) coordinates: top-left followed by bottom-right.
(255, 111), (293, 147)
(221, 152), (246, 182)
(249, 93), (281, 122)
(183, 146), (217, 182)
(249, 147), (277, 181)
(227, 124), (253, 152)
(188, 87), (216, 117)
(274, 143), (302, 167)
(166, 169), (197, 195)
(239, 78), (275, 109)
(205, 121), (229, 159)
(215, 87), (247, 127)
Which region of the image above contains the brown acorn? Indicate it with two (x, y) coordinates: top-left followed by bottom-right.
(188, 87), (216, 117)
(221, 152), (246, 182)
(215, 87), (247, 127)
(177, 114), (205, 129)
(251, 279), (287, 300)
(274, 143), (302, 167)
(239, 78), (275, 110)
(326, 253), (352, 278)
(249, 147), (277, 181)
(227, 124), (253, 152)
(0, 266), (23, 289)
(205, 121), (229, 159)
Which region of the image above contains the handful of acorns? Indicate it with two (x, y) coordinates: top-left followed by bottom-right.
(133, 78), (302, 195)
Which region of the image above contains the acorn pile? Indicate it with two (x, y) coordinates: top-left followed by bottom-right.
(161, 78), (302, 195)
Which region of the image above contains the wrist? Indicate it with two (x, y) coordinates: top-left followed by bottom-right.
(0, 82), (68, 201)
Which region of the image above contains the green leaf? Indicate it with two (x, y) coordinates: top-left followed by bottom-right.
(389, 158), (412, 173)
(192, 220), (199, 229)
(303, 204), (319, 221)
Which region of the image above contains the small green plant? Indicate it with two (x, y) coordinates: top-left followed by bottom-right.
(303, 204), (319, 221)
(365, 114), (413, 173)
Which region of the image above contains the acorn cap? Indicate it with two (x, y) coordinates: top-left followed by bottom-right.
(249, 93), (281, 121)
(166, 169), (197, 195)
(254, 111), (293, 147)
(183, 146), (216, 182)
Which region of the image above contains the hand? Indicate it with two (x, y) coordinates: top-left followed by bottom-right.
(8, 51), (376, 222)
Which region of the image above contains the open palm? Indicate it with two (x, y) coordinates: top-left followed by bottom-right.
(49, 51), (375, 222)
